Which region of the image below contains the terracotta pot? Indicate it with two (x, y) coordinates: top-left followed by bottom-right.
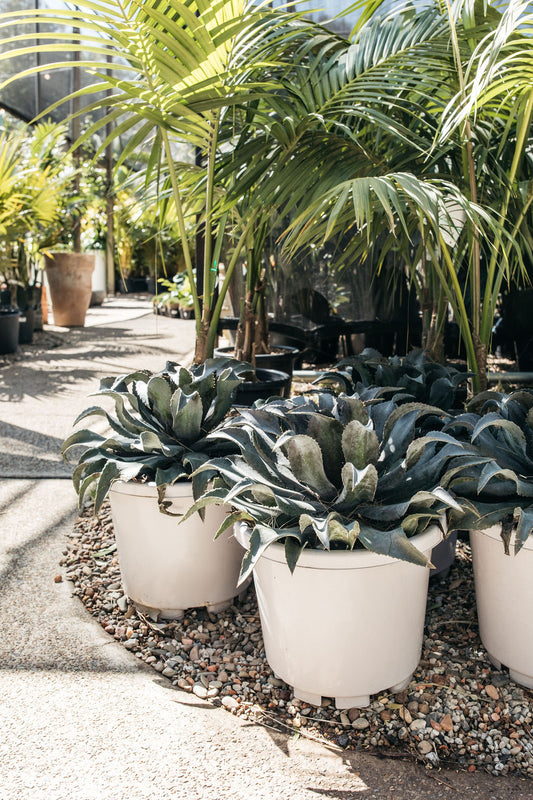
(470, 525), (533, 689)
(235, 521), (442, 708)
(44, 252), (95, 327)
(109, 481), (248, 619)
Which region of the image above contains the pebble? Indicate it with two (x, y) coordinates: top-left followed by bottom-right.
(417, 740), (433, 755)
(66, 508), (533, 778)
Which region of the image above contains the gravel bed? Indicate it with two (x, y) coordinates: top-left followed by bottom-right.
(61, 503), (533, 779)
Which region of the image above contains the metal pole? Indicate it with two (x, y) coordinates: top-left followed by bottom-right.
(105, 54), (115, 295)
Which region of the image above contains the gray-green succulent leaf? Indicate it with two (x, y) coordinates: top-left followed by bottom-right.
(62, 359), (248, 513)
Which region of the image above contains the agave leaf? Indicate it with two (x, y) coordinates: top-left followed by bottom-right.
(72, 406), (108, 425)
(94, 461), (121, 513)
(341, 419), (379, 470)
(205, 376), (241, 428)
(139, 431), (166, 453)
(307, 414), (344, 486)
(156, 463), (188, 488)
(357, 523), (432, 567)
(401, 511), (441, 536)
(156, 484), (182, 517)
(77, 471), (99, 510)
(61, 428), (105, 457)
(513, 505), (533, 554)
(145, 375), (173, 429)
(285, 536), (305, 573)
(72, 458), (105, 495)
(171, 390), (203, 442)
(239, 524), (289, 584)
(338, 396), (368, 425)
(472, 414), (527, 454)
(428, 376), (455, 411)
(213, 509), (250, 540)
(328, 517), (359, 548)
(286, 435), (337, 501)
(334, 463), (378, 511)
(299, 512), (329, 548)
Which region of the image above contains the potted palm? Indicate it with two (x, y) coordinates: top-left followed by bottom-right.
(0, 122), (67, 337)
(61, 358), (252, 618)
(187, 392), (466, 707)
(0, 0), (313, 375)
(443, 390), (533, 690)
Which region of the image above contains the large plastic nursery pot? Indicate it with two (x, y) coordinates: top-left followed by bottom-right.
(214, 344), (300, 378)
(234, 367), (291, 404)
(0, 310), (20, 354)
(109, 480), (247, 619)
(44, 252), (95, 327)
(470, 525), (533, 689)
(235, 522), (442, 709)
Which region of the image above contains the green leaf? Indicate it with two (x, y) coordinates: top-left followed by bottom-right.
(513, 506), (533, 554)
(171, 390), (204, 443)
(357, 523), (432, 567)
(306, 413), (344, 485)
(341, 419), (379, 470)
(286, 435), (337, 501)
(335, 462), (378, 510)
(146, 376), (173, 429)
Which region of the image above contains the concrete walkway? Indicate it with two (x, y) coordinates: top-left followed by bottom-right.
(0, 297), (530, 800)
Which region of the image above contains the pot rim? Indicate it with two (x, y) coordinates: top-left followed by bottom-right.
(234, 520), (443, 570)
(470, 524), (533, 552)
(109, 479), (192, 499)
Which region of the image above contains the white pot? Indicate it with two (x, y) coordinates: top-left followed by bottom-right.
(470, 525), (533, 689)
(235, 522), (442, 709)
(109, 481), (246, 618)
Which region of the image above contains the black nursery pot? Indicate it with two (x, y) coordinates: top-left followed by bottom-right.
(18, 308), (35, 345)
(234, 367), (291, 406)
(0, 310), (20, 354)
(214, 344), (300, 378)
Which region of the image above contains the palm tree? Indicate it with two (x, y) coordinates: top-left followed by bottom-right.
(0, 0), (315, 362)
(246, 0), (531, 390)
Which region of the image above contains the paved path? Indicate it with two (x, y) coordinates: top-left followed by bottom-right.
(0, 297), (531, 800)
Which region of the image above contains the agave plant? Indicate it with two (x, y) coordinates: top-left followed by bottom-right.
(315, 348), (472, 411)
(186, 391), (467, 581)
(61, 358), (252, 514)
(442, 390), (533, 554)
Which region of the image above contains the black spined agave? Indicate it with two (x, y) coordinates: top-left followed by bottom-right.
(61, 358), (252, 513)
(187, 392), (466, 582)
(315, 348), (471, 411)
(442, 389), (533, 554)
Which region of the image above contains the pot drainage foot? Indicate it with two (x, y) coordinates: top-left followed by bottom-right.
(509, 669), (533, 690)
(335, 695), (370, 709)
(292, 688), (323, 707)
(159, 608), (185, 620)
(390, 675), (413, 694)
(205, 599), (232, 614)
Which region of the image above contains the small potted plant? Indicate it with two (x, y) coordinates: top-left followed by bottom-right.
(443, 389), (533, 689)
(316, 347), (471, 412)
(61, 358), (252, 619)
(188, 392), (465, 707)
